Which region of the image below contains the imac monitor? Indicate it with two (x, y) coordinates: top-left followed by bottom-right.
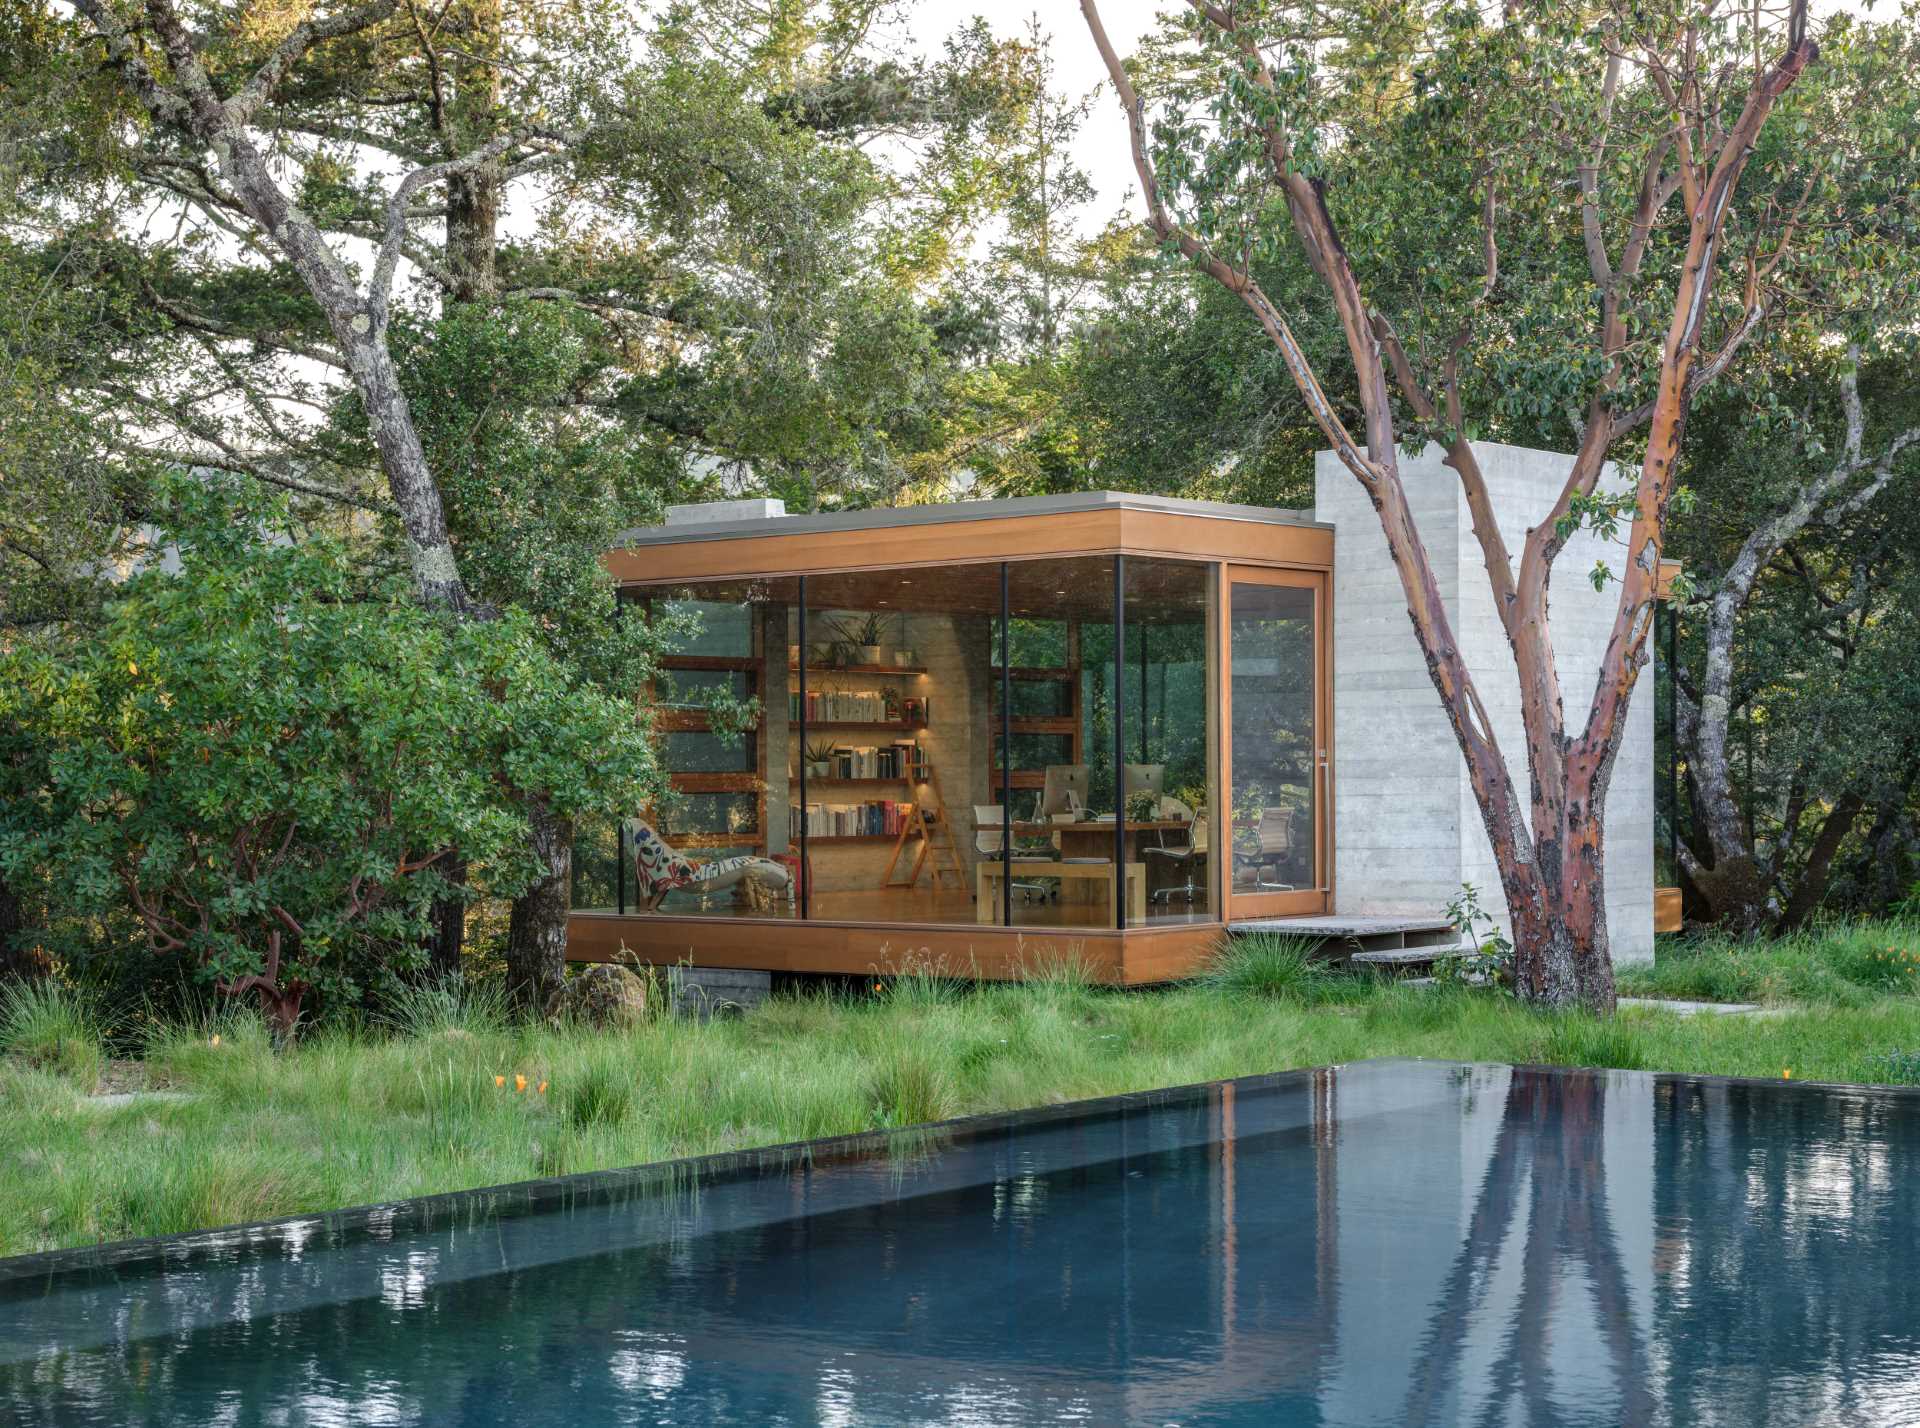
(1040, 764), (1089, 817)
(1123, 763), (1166, 801)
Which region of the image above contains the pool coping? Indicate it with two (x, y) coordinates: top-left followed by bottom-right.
(4, 1056), (1914, 1285)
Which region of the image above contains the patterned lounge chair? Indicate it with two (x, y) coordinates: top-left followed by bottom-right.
(625, 819), (792, 911)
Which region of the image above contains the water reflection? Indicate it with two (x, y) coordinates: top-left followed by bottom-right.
(2, 1062), (1917, 1426)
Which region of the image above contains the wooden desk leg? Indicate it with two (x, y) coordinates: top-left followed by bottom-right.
(976, 865), (996, 924)
(1128, 863), (1146, 922)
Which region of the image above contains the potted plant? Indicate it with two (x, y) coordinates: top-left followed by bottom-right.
(803, 740), (835, 777)
(839, 613), (887, 665)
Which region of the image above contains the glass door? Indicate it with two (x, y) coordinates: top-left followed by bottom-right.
(1224, 569), (1328, 918)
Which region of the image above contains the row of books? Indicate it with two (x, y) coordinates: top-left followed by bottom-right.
(789, 689), (931, 724)
(791, 801), (916, 838)
(811, 743), (924, 780)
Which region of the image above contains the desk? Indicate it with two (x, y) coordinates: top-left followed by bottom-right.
(1013, 819), (1190, 864)
(977, 858), (1147, 924)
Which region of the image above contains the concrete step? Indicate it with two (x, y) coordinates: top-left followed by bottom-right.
(1230, 914), (1459, 955)
(1348, 940), (1482, 974)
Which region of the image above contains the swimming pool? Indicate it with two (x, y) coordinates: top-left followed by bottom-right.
(2, 1059), (1916, 1425)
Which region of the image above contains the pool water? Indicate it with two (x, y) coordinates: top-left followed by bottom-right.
(3, 1059), (1918, 1426)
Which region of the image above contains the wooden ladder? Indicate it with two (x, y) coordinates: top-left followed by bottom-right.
(881, 765), (968, 892)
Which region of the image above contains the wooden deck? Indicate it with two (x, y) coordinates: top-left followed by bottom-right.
(569, 879), (1223, 984)
(569, 902), (1492, 986)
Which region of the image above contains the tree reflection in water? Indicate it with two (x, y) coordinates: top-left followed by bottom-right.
(1399, 1069), (1654, 1426)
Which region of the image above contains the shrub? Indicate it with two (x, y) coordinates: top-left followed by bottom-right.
(1204, 934), (1355, 1003)
(560, 1059), (636, 1128)
(867, 1049), (955, 1127)
(379, 976), (509, 1040)
(0, 477), (661, 1037)
(0, 980), (106, 1092)
(1531, 1014), (1648, 1071)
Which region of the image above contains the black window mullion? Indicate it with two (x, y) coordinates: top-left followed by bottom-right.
(1114, 556), (1127, 932)
(617, 594), (629, 916)
(797, 576), (809, 921)
(1001, 561), (1012, 928)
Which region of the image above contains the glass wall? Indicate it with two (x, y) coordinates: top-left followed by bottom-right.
(1228, 579), (1319, 897)
(578, 556), (1220, 932)
(1002, 558), (1121, 929)
(801, 565), (1003, 927)
(1123, 560), (1214, 922)
(568, 578), (802, 919)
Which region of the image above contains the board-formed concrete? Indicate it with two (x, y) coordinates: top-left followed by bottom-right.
(1313, 442), (1655, 965)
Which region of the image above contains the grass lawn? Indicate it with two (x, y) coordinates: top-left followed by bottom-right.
(3, 921), (1920, 1258)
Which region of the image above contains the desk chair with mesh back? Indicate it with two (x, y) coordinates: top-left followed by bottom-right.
(973, 806), (1053, 903)
(1234, 806), (1298, 891)
(1146, 798), (1207, 905)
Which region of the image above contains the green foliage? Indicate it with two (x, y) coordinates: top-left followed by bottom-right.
(561, 1056), (637, 1129)
(0, 479), (660, 1026)
(1442, 882), (1514, 990)
(377, 975), (510, 1041)
(1619, 922), (1920, 1006)
(0, 980), (105, 1092)
(1668, 341), (1920, 920)
(867, 1047), (957, 1127)
(11, 926), (1920, 1254)
(1531, 1014), (1650, 1072)
(1205, 934), (1350, 1003)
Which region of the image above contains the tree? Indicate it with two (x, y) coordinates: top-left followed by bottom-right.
(0, 480), (658, 1036)
(1672, 348), (1920, 930)
(1083, 0), (1835, 1007)
(50, 0), (992, 1006)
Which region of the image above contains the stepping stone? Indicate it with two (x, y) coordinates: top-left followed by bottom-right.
(1617, 997), (1780, 1018)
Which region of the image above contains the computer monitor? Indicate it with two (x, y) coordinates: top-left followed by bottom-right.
(1123, 763), (1165, 800)
(1040, 764), (1088, 817)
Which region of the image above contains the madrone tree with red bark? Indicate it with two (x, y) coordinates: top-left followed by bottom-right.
(1082, 0), (1823, 1008)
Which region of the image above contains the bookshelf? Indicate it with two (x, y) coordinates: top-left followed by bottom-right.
(791, 663), (928, 676)
(788, 721), (922, 732)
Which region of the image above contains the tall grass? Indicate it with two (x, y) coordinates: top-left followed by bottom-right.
(0, 980), (106, 1092)
(6, 924), (1920, 1256)
(1204, 933), (1360, 1004)
(1620, 919), (1920, 1006)
(378, 975), (510, 1040)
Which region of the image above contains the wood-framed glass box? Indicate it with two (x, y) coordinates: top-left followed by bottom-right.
(567, 492), (1335, 985)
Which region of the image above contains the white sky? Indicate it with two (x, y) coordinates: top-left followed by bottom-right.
(898, 1), (1163, 232)
(892, 0), (1872, 236)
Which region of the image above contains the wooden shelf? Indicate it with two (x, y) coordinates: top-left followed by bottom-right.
(788, 720), (923, 731)
(792, 776), (919, 786)
(790, 664), (928, 676)
(798, 833), (903, 844)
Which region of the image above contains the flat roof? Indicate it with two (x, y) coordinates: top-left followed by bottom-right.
(613, 490), (1325, 549)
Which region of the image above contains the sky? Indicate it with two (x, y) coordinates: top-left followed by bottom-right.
(894, 0), (1876, 237)
(897, 1), (1163, 234)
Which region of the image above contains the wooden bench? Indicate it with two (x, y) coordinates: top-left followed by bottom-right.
(977, 859), (1147, 923)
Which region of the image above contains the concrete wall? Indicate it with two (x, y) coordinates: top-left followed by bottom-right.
(1313, 442), (1654, 965)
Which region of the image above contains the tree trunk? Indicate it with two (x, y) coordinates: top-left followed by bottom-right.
(505, 800), (571, 1015)
(1502, 832), (1618, 1011)
(444, 0), (502, 305)
(1778, 791), (1865, 931)
(427, 850), (467, 980)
